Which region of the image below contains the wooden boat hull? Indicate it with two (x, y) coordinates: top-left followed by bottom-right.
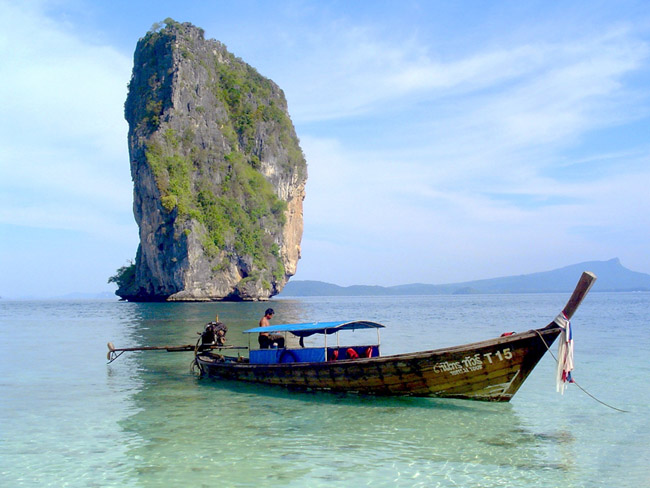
(196, 324), (561, 401)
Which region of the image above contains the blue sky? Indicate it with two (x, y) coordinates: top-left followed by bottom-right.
(1, 0), (649, 298)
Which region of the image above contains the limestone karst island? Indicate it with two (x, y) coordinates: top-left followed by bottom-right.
(110, 19), (307, 301)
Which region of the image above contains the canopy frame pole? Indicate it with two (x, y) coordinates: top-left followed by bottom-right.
(324, 329), (328, 359)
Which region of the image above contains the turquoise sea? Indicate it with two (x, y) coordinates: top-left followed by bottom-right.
(1, 292), (649, 487)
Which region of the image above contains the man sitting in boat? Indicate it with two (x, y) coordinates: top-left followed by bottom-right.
(258, 308), (285, 349)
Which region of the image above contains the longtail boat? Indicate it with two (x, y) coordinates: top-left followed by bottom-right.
(192, 271), (596, 401)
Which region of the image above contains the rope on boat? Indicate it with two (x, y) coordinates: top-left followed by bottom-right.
(190, 336), (202, 374)
(534, 330), (629, 413)
(190, 358), (200, 374)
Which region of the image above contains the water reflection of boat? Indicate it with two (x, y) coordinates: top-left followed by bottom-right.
(194, 272), (596, 402)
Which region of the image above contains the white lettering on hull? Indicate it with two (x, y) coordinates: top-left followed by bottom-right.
(433, 348), (514, 375)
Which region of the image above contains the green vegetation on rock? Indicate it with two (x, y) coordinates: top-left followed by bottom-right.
(108, 262), (136, 290)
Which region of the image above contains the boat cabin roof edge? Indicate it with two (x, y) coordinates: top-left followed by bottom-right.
(243, 320), (385, 337)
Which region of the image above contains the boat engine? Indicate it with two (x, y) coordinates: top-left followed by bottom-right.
(200, 321), (228, 349)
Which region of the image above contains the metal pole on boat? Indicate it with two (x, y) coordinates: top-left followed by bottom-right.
(324, 329), (328, 358)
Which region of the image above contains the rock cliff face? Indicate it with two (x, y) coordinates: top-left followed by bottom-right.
(117, 19), (307, 301)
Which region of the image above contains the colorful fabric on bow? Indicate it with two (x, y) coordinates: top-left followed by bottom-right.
(554, 312), (574, 394)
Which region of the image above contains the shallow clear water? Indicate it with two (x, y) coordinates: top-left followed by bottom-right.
(1, 293), (648, 487)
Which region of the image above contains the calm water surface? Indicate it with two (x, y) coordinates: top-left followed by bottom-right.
(1, 293), (649, 487)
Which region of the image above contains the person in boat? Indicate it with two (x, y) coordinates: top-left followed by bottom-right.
(258, 308), (285, 349)
(200, 314), (227, 350)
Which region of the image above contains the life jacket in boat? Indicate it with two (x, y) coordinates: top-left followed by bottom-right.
(364, 346), (373, 358)
(346, 348), (359, 359)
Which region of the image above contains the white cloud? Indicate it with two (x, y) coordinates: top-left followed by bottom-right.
(281, 22), (648, 132)
(298, 124), (650, 284)
(0, 201), (135, 241)
(0, 0), (134, 240)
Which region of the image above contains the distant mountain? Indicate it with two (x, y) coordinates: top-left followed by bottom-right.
(279, 258), (650, 297)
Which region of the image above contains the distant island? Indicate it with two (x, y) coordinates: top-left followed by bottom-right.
(278, 258), (650, 296)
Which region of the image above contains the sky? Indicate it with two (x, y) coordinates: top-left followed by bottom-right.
(1, 0), (650, 298)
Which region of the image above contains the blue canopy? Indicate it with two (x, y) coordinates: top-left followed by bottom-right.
(243, 320), (385, 337)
